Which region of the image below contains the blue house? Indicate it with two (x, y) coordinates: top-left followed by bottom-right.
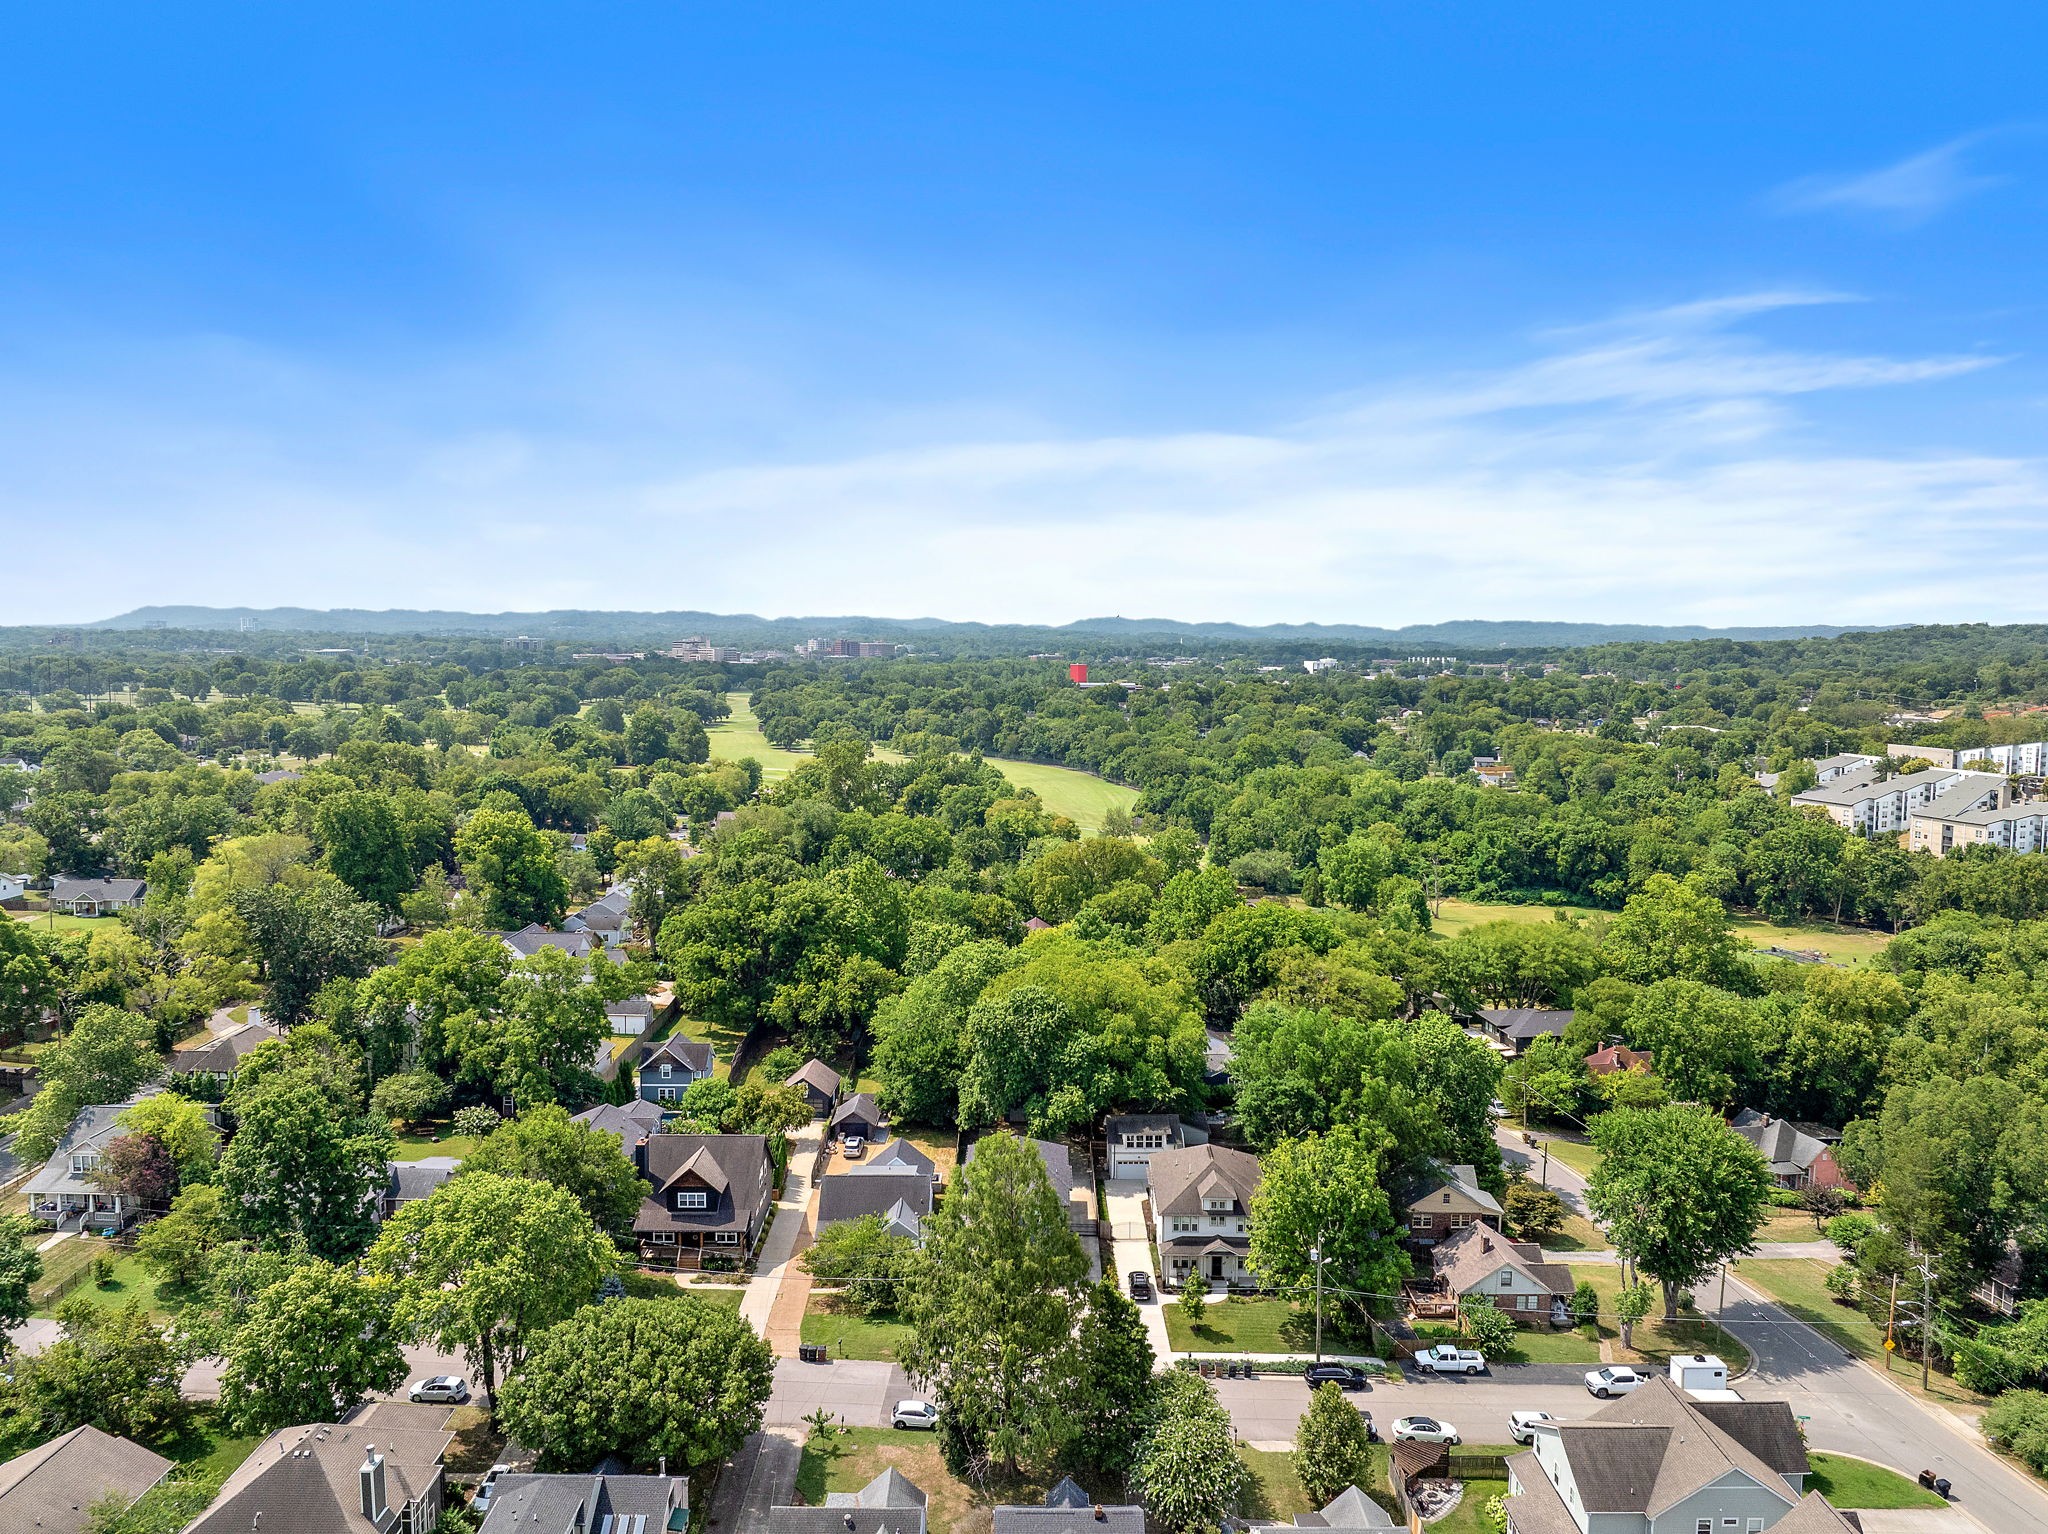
(637, 1036), (715, 1107)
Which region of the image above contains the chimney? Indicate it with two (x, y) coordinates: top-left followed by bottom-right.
(659, 1454), (668, 1478)
(635, 1135), (650, 1175)
(1480, 1235), (1491, 1253)
(1093, 1506), (1106, 1523)
(360, 1445), (387, 1524)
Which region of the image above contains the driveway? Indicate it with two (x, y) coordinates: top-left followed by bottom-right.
(1215, 1369), (1594, 1450)
(702, 1428), (804, 1534)
(764, 1358), (920, 1429)
(743, 1129), (823, 1350)
(1104, 1177), (1174, 1362)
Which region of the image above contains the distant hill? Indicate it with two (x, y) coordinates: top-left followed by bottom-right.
(86, 606), (1870, 650)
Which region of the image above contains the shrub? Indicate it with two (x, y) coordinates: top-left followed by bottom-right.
(451, 1105), (502, 1140)
(371, 1070), (449, 1129)
(1823, 1265), (1858, 1304)
(1572, 1280), (1601, 1332)
(1824, 1213), (1876, 1254)
(1178, 1281), (1207, 1327)
(93, 1256), (116, 1289)
(1459, 1294), (1521, 1355)
(1484, 1494), (1508, 1532)
(1984, 1390), (2048, 1474)
(1769, 1189), (1804, 1209)
(758, 1046), (805, 1084)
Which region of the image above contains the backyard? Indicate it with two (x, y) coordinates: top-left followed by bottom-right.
(34, 1249), (175, 1320)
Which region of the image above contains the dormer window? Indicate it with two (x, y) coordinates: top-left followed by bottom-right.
(72, 1153), (98, 1173)
(675, 1190), (709, 1210)
(1202, 1197), (1230, 1212)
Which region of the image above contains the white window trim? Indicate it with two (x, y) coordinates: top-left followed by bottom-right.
(676, 1190), (709, 1209)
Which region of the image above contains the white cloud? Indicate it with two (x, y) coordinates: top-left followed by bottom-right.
(1, 290), (2041, 628)
(1771, 135), (2007, 224)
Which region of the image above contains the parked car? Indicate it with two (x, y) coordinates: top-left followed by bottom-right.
(843, 1135), (866, 1158)
(1585, 1365), (1646, 1398)
(1304, 1363), (1369, 1391)
(1127, 1270), (1154, 1302)
(408, 1376), (470, 1405)
(1413, 1344), (1487, 1374)
(891, 1399), (938, 1431)
(473, 1464), (513, 1512)
(1391, 1416), (1461, 1445)
(1509, 1411), (1554, 1445)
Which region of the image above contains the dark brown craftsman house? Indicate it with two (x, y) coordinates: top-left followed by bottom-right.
(632, 1132), (775, 1269)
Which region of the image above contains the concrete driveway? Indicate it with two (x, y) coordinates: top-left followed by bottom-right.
(1104, 1177), (1174, 1361)
(764, 1357), (921, 1428)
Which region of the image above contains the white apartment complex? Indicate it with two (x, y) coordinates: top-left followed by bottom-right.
(1790, 765), (2006, 836)
(1887, 740), (2048, 774)
(1910, 798), (2048, 857)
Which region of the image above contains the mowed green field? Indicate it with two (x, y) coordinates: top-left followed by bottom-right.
(706, 693), (1139, 832)
(1430, 897), (1890, 965)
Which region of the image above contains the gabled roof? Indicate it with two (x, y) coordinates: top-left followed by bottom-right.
(1730, 1112), (1835, 1175)
(499, 924), (596, 960)
(991, 1476), (1143, 1534)
(642, 1035), (713, 1075)
(1556, 1376), (1803, 1517)
(478, 1471), (687, 1534)
(1431, 1223), (1572, 1298)
(847, 1138), (935, 1178)
(1105, 1112), (1184, 1141)
(661, 1145), (731, 1195)
(1402, 1162), (1504, 1217)
(384, 1157), (460, 1207)
(772, 1468), (929, 1534)
(1149, 1143), (1261, 1219)
(832, 1092), (886, 1127)
(789, 1058), (843, 1096)
(965, 1136), (1073, 1204)
(634, 1134), (773, 1236)
(1771, 1492), (1859, 1533)
(826, 1468), (927, 1509)
(1292, 1486), (1399, 1530)
(817, 1170), (934, 1227)
(0, 1424), (172, 1534)
(168, 1019), (284, 1075)
(1475, 1007), (1572, 1041)
(186, 1421), (453, 1534)
(254, 768), (304, 785)
(25, 1097), (170, 1200)
(50, 877), (145, 904)
(573, 1100), (669, 1142)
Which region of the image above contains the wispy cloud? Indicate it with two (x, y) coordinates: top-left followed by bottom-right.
(1771, 134), (2007, 224)
(0, 291), (2037, 628)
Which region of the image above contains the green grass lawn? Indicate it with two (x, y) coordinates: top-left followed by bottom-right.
(7, 910), (102, 934)
(1433, 1478), (1510, 1534)
(1238, 1446), (1393, 1523)
(1532, 1136), (1600, 1180)
(1537, 1211), (1607, 1251)
(705, 692), (816, 782)
(1413, 1319), (1601, 1364)
(668, 1010), (750, 1081)
(1806, 1453), (1949, 1509)
(1163, 1295), (1374, 1354)
(795, 1425), (1132, 1534)
(1730, 916), (1893, 966)
(37, 1250), (175, 1320)
(390, 1127), (480, 1161)
(1755, 1208), (1831, 1243)
(1430, 898), (1606, 938)
(980, 757), (1140, 836)
(801, 1295), (914, 1361)
(1571, 1265), (1752, 1375)
(28, 1236), (118, 1309)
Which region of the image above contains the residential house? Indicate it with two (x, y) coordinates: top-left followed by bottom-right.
(860, 1137), (939, 1182)
(1150, 1142), (1262, 1291)
(1584, 1044), (1652, 1077)
(831, 1092), (888, 1144)
(606, 996), (655, 1036)
(1024, 916), (1052, 932)
(166, 1017), (283, 1086)
(994, 1477), (1144, 1534)
(184, 1419), (453, 1534)
(788, 1058), (843, 1118)
(637, 1036), (715, 1107)
(496, 924), (596, 962)
(1104, 1113), (1188, 1179)
(1429, 1224), (1573, 1326)
(632, 1132), (775, 1268)
(1242, 1486), (1399, 1533)
(968, 1134), (1092, 1232)
(48, 877), (145, 915)
(1471, 757), (1516, 788)
(1474, 1008), (1572, 1056)
(0, 1424), (172, 1534)
(381, 1157), (460, 1220)
(572, 1099), (669, 1145)
(0, 873), (28, 903)
(25, 1096), (204, 1233)
(817, 1163), (934, 1241)
(1889, 740), (2048, 775)
(1729, 1111), (1851, 1192)
(769, 1467), (928, 1534)
(253, 768), (304, 786)
(565, 887), (633, 950)
(1402, 1163), (1504, 1246)
(478, 1470), (688, 1534)
(1504, 1375), (1833, 1534)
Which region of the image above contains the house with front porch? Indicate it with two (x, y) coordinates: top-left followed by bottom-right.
(1428, 1224), (1573, 1326)
(24, 1095), (197, 1234)
(1150, 1142), (1262, 1292)
(1730, 1110), (1852, 1192)
(632, 1132), (774, 1269)
(48, 878), (145, 916)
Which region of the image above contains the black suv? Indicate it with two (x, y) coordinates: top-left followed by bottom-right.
(1127, 1270), (1154, 1302)
(1303, 1363), (1368, 1391)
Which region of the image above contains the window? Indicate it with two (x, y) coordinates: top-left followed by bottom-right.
(1172, 1220), (1198, 1234)
(1203, 1197), (1231, 1212)
(649, 1231), (675, 1244)
(1410, 1214), (1433, 1230)
(1500, 1272), (1515, 1287)
(675, 1190), (709, 1210)
(713, 1231), (740, 1245)
(1746, 1522), (1764, 1533)
(1516, 1294), (1538, 1311)
(659, 1064), (673, 1078)
(71, 1153), (99, 1173)
(1696, 1521), (1711, 1534)
(657, 1087), (678, 1103)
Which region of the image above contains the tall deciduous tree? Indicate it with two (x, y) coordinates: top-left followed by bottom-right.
(457, 1104), (648, 1238)
(1070, 1277), (1156, 1475)
(497, 1296), (774, 1471)
(0, 921), (58, 1047)
(216, 1069), (393, 1261)
(1247, 1124), (1411, 1326)
(1129, 1370), (1250, 1532)
(0, 1213), (44, 1344)
(442, 946), (608, 1109)
(1295, 1381), (1375, 1506)
(366, 1173), (615, 1401)
(1602, 873), (1748, 990)
(11, 1004), (162, 1165)
(456, 806), (569, 929)
(229, 875), (384, 1025)
(220, 1261), (408, 1431)
(900, 1130), (1091, 1480)
(1587, 1104), (1772, 1319)
(315, 789), (417, 911)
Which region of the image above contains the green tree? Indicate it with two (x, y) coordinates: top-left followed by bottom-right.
(457, 1104), (648, 1238)
(800, 1214), (916, 1316)
(1070, 1277), (1156, 1475)
(497, 1296), (774, 1471)
(366, 1172), (615, 1400)
(315, 789), (417, 910)
(1588, 1105), (1773, 1319)
(1247, 1125), (1411, 1328)
(219, 1261), (408, 1431)
(1603, 873), (1748, 989)
(229, 876), (384, 1024)
(12, 1004), (162, 1165)
(4, 1300), (188, 1449)
(117, 1094), (218, 1181)
(900, 1131), (1091, 1480)
(1458, 1293), (1520, 1355)
(456, 806), (569, 929)
(1502, 1174), (1568, 1243)
(443, 945), (608, 1109)
(1614, 1280), (1655, 1349)
(0, 920), (58, 1047)
(217, 1069), (394, 1261)
(371, 1069), (450, 1129)
(134, 1185), (228, 1291)
(0, 1214), (43, 1343)
(1295, 1380), (1374, 1505)
(1129, 1370), (1250, 1533)
(354, 925), (512, 1078)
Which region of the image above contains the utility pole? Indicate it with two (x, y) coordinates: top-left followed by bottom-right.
(1885, 1274), (1900, 1371)
(1920, 1251), (1936, 1392)
(1309, 1242), (1326, 1365)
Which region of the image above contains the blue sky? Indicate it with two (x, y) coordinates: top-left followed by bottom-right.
(4, 4), (2046, 627)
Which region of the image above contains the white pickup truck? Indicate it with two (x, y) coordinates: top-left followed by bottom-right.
(1412, 1344), (1487, 1374)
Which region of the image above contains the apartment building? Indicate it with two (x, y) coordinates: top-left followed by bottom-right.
(1910, 797), (2048, 857)
(1888, 740), (2048, 774)
(1790, 766), (2005, 836)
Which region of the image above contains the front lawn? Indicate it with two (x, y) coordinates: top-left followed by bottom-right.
(27, 1235), (118, 1310)
(1533, 1137), (1600, 1179)
(1754, 1208), (1831, 1243)
(1806, 1453), (1949, 1509)
(36, 1251), (173, 1320)
(390, 1123), (480, 1161)
(1164, 1295), (1342, 1354)
(801, 1294), (913, 1361)
(1238, 1446), (1393, 1522)
(1570, 1265), (1752, 1375)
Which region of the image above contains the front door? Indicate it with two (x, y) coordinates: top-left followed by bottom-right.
(1211, 1254), (1226, 1279)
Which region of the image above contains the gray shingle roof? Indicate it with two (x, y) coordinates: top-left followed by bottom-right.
(789, 1058), (844, 1096)
(772, 1469), (928, 1534)
(966, 1136), (1074, 1206)
(817, 1170), (934, 1228)
(992, 1478), (1143, 1534)
(573, 1100), (669, 1143)
(1149, 1143), (1261, 1220)
(831, 1092), (886, 1129)
(1431, 1224), (1572, 1299)
(478, 1471), (687, 1534)
(1292, 1486), (1399, 1530)
(499, 924), (596, 959)
(0, 1424), (172, 1534)
(168, 1020), (283, 1075)
(634, 1133), (773, 1240)
(1476, 1007), (1572, 1042)
(50, 877), (145, 906)
(847, 1138), (936, 1178)
(641, 1036), (714, 1075)
(185, 1421), (452, 1534)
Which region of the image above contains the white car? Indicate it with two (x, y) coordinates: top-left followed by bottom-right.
(1585, 1366), (1646, 1399)
(473, 1464), (512, 1511)
(408, 1375), (471, 1405)
(843, 1135), (867, 1159)
(1509, 1411), (1554, 1445)
(1390, 1416), (1461, 1445)
(891, 1399), (938, 1431)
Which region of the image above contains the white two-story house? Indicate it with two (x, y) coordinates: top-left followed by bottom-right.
(1148, 1143), (1262, 1292)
